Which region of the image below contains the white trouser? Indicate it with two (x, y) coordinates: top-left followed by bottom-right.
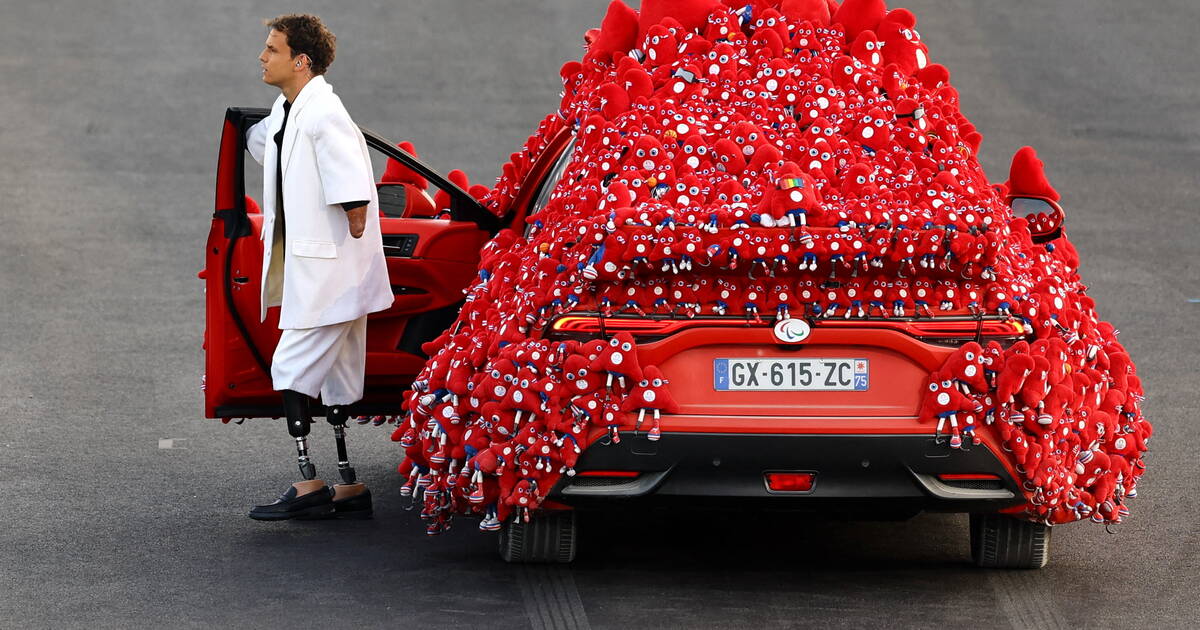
(271, 315), (368, 405)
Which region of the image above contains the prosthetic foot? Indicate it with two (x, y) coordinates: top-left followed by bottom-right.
(327, 405), (373, 519)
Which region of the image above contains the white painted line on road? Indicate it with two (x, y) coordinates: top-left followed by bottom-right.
(988, 570), (1068, 630)
(518, 565), (591, 630)
(158, 438), (187, 449)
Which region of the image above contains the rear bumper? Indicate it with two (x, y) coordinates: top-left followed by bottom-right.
(551, 433), (1024, 517)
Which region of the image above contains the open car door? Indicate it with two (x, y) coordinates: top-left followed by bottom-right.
(203, 107), (498, 419)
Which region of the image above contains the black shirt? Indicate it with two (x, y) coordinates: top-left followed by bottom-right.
(272, 98), (367, 242)
(273, 100), (292, 239)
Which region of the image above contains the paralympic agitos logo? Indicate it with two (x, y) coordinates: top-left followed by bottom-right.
(773, 318), (811, 343)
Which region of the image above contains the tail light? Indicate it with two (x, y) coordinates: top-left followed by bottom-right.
(818, 318), (1029, 347)
(545, 315), (737, 342)
(544, 313), (1027, 346)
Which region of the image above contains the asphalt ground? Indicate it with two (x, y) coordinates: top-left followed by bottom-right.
(1, 1), (1197, 628)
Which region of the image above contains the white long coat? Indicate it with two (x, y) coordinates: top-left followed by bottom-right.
(246, 76), (393, 330)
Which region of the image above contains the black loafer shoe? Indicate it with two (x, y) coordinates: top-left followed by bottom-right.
(332, 485), (373, 520)
(249, 485), (334, 521)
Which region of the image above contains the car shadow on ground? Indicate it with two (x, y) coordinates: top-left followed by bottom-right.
(224, 472), (972, 575)
(572, 509), (971, 572)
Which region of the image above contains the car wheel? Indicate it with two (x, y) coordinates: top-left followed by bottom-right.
(499, 511), (577, 563)
(969, 513), (1051, 569)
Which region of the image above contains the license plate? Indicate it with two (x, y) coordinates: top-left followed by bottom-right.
(713, 358), (869, 391)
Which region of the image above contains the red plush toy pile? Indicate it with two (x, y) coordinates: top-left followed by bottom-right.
(389, 0), (1149, 534)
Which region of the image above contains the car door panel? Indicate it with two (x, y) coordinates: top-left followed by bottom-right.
(205, 107), (495, 419)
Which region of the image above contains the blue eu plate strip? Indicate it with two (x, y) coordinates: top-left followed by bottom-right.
(854, 358), (869, 391)
(714, 358), (729, 391)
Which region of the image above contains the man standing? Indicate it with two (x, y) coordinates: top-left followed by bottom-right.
(244, 14), (393, 520)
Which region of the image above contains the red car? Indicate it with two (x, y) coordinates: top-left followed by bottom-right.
(206, 108), (1066, 568)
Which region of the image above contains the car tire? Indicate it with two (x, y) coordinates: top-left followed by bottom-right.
(969, 513), (1051, 569)
(499, 511), (577, 564)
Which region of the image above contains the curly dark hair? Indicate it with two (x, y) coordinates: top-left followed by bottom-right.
(265, 14), (336, 76)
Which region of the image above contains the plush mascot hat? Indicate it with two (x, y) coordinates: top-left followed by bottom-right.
(833, 0), (887, 41)
(882, 7), (917, 28)
(585, 1), (640, 65)
(781, 0), (832, 24)
(381, 141), (427, 190)
(1006, 146), (1060, 201)
(638, 0), (721, 41)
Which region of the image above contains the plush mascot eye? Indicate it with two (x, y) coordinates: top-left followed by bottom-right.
(621, 342), (633, 351)
(941, 380), (953, 388)
(965, 352), (976, 361)
(928, 383), (938, 392)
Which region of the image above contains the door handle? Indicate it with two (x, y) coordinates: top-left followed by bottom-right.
(382, 234), (419, 257)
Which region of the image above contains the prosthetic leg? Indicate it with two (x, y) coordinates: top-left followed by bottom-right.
(326, 405), (374, 519)
(248, 389), (334, 520)
(326, 405), (357, 484)
(285, 389), (318, 480)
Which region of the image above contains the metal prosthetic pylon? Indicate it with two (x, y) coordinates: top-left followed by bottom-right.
(281, 389), (317, 480)
(326, 405), (357, 485)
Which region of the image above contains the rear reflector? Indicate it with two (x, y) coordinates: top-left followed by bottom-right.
(764, 472), (815, 492)
(575, 470), (640, 478)
(936, 473), (1001, 482)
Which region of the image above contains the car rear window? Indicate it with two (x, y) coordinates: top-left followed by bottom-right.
(530, 139), (576, 218)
